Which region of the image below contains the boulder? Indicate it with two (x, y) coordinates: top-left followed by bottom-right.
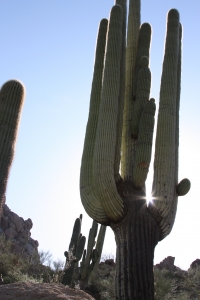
(0, 282), (95, 300)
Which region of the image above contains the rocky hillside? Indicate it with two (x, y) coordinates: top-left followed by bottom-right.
(0, 204), (39, 260)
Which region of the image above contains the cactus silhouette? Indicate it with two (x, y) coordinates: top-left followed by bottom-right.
(62, 215), (106, 288)
(62, 214), (86, 287)
(80, 1), (190, 299)
(0, 80), (25, 219)
(79, 220), (106, 290)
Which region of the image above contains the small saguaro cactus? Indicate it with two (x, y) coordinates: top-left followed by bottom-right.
(62, 215), (106, 288)
(0, 80), (25, 219)
(62, 214), (86, 287)
(79, 221), (106, 290)
(80, 1), (190, 299)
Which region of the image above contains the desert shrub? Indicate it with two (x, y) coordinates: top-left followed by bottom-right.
(0, 234), (29, 281)
(154, 268), (180, 299)
(0, 234), (64, 284)
(179, 267), (200, 299)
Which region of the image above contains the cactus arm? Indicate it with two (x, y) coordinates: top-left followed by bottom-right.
(114, 0), (127, 182)
(131, 56), (151, 139)
(80, 220), (98, 282)
(80, 222), (106, 289)
(150, 9), (181, 219)
(0, 80), (25, 218)
(120, 0), (140, 179)
(133, 23), (152, 97)
(69, 217), (81, 250)
(157, 22), (190, 240)
(75, 235), (86, 262)
(176, 178), (191, 196)
(133, 98), (156, 187)
(149, 10), (190, 239)
(93, 5), (124, 221)
(80, 19), (109, 224)
(90, 224), (106, 276)
(95, 224), (106, 255)
(175, 23), (182, 184)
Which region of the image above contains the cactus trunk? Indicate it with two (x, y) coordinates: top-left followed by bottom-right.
(112, 196), (159, 300)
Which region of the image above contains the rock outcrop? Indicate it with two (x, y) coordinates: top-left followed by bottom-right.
(0, 282), (95, 300)
(190, 259), (200, 269)
(154, 256), (177, 272)
(0, 204), (39, 259)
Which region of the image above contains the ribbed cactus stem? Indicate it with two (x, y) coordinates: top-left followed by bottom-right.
(121, 0), (140, 179)
(133, 23), (152, 96)
(80, 221), (106, 290)
(0, 80), (25, 218)
(80, 220), (98, 282)
(80, 19), (109, 224)
(151, 9), (181, 218)
(114, 0), (127, 182)
(131, 56), (151, 139)
(121, 21), (151, 179)
(133, 98), (156, 187)
(93, 5), (124, 221)
(155, 19), (186, 240)
(90, 224), (106, 276)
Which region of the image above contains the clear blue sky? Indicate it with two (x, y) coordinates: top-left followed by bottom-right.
(1, 0), (200, 270)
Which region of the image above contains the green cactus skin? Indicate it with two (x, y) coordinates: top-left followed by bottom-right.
(131, 56), (151, 139)
(92, 5), (124, 222)
(80, 1), (190, 299)
(133, 98), (156, 187)
(62, 215), (86, 287)
(80, 18), (109, 225)
(0, 80), (25, 219)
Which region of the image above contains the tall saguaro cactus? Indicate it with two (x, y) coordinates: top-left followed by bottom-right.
(0, 80), (25, 219)
(80, 1), (190, 299)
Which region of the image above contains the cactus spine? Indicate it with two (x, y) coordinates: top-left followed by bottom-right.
(0, 80), (25, 219)
(80, 1), (190, 299)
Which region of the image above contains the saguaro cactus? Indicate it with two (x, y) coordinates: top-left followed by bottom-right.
(62, 214), (86, 287)
(80, 1), (190, 299)
(79, 220), (106, 289)
(0, 80), (25, 219)
(62, 215), (106, 288)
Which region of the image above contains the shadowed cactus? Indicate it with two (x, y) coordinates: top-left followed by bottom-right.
(62, 215), (106, 289)
(80, 1), (190, 299)
(62, 214), (86, 287)
(0, 80), (25, 219)
(79, 220), (106, 290)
